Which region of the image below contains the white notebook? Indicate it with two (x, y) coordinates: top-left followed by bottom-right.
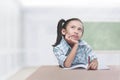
(98, 64), (110, 70)
(64, 64), (88, 70)
(64, 64), (110, 70)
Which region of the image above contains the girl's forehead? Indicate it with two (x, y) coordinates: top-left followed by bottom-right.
(67, 20), (83, 28)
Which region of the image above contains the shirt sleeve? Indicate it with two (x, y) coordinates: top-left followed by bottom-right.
(53, 47), (67, 67)
(85, 45), (97, 63)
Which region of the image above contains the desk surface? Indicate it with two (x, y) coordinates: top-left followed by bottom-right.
(27, 65), (120, 80)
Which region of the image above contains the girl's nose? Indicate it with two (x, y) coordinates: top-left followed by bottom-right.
(74, 30), (79, 34)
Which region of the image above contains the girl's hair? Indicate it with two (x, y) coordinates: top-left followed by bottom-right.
(52, 18), (84, 47)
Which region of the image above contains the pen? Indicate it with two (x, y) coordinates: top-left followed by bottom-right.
(87, 56), (91, 70)
(88, 56), (90, 64)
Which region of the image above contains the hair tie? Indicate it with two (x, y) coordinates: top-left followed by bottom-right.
(61, 19), (66, 27)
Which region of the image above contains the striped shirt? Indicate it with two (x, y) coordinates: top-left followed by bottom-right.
(53, 37), (97, 67)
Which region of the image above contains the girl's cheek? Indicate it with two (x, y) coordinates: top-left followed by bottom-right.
(79, 33), (82, 38)
(66, 31), (72, 35)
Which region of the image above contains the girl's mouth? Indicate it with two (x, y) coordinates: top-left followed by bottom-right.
(71, 35), (79, 40)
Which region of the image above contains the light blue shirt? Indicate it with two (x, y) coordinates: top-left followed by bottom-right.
(53, 37), (97, 67)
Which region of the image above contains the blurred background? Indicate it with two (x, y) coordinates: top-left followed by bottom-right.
(0, 0), (120, 79)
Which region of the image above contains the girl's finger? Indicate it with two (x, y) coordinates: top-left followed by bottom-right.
(88, 61), (96, 70)
(91, 62), (98, 70)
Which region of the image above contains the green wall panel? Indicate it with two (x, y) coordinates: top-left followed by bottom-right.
(82, 22), (120, 50)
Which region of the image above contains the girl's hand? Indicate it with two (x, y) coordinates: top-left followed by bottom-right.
(87, 59), (98, 70)
(65, 34), (78, 45)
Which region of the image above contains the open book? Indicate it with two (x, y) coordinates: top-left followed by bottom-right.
(64, 64), (88, 70)
(97, 64), (110, 70)
(64, 64), (110, 70)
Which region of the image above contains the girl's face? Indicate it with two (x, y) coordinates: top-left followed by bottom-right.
(62, 20), (83, 41)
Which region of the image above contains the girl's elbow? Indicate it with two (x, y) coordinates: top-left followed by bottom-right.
(64, 63), (71, 68)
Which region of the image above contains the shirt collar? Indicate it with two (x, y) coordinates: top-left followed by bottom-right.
(79, 39), (88, 46)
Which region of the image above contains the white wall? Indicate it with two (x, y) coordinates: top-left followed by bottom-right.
(0, 0), (23, 79)
(19, 0), (120, 8)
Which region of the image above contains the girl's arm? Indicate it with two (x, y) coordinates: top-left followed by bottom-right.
(64, 43), (78, 68)
(86, 46), (98, 70)
(64, 35), (79, 68)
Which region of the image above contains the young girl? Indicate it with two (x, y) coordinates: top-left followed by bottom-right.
(53, 18), (98, 70)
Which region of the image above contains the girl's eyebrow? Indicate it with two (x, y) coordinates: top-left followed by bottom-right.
(71, 25), (83, 29)
(78, 27), (82, 29)
(77, 26), (82, 29)
(70, 24), (82, 28)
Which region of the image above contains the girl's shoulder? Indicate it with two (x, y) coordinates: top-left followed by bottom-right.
(79, 40), (88, 46)
(53, 38), (70, 50)
(79, 40), (92, 48)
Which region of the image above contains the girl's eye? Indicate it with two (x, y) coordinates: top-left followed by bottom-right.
(78, 28), (82, 31)
(78, 28), (81, 30)
(71, 26), (75, 28)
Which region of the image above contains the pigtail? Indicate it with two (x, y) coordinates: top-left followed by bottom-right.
(52, 19), (65, 47)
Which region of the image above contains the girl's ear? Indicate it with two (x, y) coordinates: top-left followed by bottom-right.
(61, 29), (66, 35)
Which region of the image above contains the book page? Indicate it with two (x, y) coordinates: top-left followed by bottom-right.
(63, 64), (110, 70)
(64, 64), (88, 70)
(98, 65), (110, 70)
